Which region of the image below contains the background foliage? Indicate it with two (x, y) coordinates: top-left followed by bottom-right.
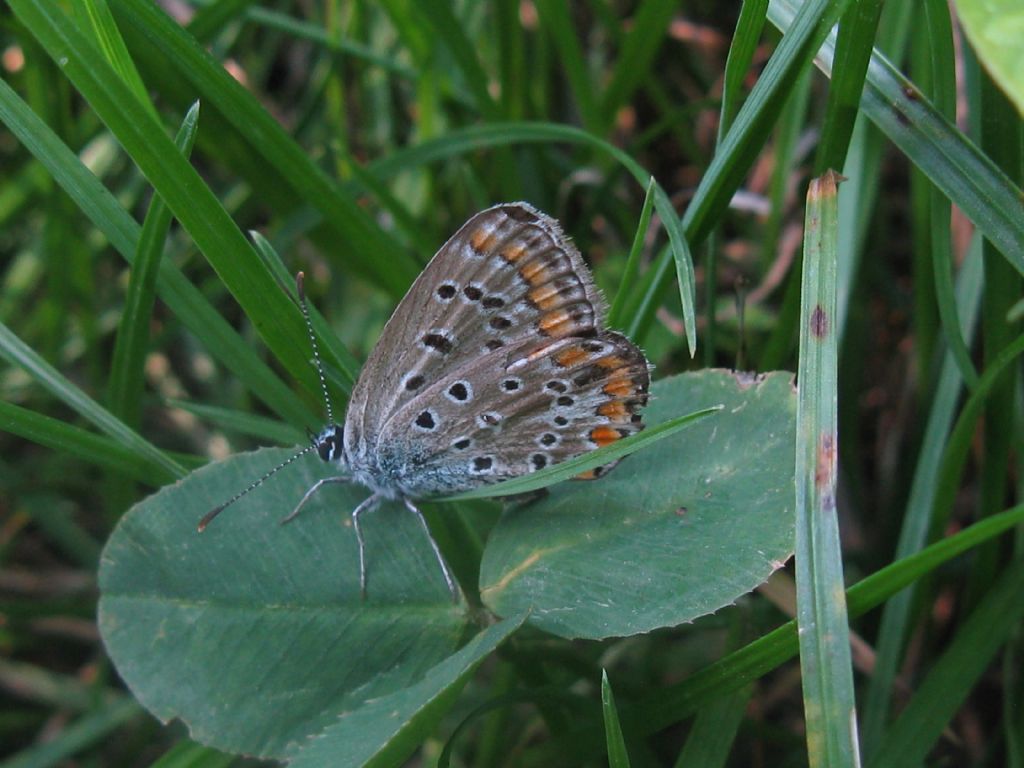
(1, 1), (1022, 766)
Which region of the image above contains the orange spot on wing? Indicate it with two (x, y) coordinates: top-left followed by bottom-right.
(555, 346), (589, 368)
(501, 244), (525, 262)
(596, 355), (625, 370)
(471, 228), (497, 252)
(519, 261), (549, 284)
(598, 401), (628, 420)
(589, 426), (621, 447)
(539, 309), (573, 335)
(528, 284), (560, 309)
(603, 378), (634, 397)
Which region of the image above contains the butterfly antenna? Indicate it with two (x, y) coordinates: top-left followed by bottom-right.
(197, 444), (317, 532)
(296, 271), (335, 425)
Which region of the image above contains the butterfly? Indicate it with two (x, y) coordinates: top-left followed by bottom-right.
(200, 203), (650, 599)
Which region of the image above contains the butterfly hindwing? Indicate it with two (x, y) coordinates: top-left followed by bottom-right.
(373, 331), (650, 497)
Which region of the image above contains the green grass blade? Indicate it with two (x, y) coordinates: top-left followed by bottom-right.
(533, 0), (601, 131)
(683, 0), (849, 247)
(9, 0), (342, 424)
(147, 740), (235, 768)
(110, 0), (419, 297)
(108, 102), (200, 428)
(608, 177), (655, 330)
(924, 0), (979, 391)
(673, 686), (751, 768)
(0, 697), (140, 768)
(0, 400), (178, 485)
(601, 671), (632, 768)
(165, 400), (305, 446)
(970, 60), (1022, 609)
(705, 0), (768, 363)
(870, 562), (1024, 768)
(452, 405), (722, 500)
(0, 320), (185, 478)
(186, 0), (259, 42)
(243, 6), (418, 80)
(632, 0), (849, 345)
(528, 502), (1024, 763)
(932, 329), (1024, 535)
(860, 241), (984, 753)
(0, 73), (313, 428)
(721, 1), (768, 131)
(413, 0), (498, 119)
(794, 171), (859, 767)
(813, 0), (884, 173)
(248, 231), (361, 392)
(599, 2), (676, 128)
(770, 0), (1024, 264)
(73, 0), (158, 121)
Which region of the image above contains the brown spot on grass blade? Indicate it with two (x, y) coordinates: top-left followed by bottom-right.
(810, 304), (830, 339)
(815, 432), (837, 491)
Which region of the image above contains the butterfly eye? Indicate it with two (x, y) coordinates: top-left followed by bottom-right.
(315, 426), (342, 462)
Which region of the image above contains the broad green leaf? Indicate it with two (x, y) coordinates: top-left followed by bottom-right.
(480, 370), (797, 639)
(98, 451), (470, 760)
(287, 615), (526, 768)
(953, 0), (1024, 115)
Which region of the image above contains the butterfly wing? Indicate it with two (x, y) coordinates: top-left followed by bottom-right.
(344, 203), (608, 465)
(372, 330), (650, 497)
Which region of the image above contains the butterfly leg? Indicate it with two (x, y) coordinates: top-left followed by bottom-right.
(279, 476), (349, 525)
(351, 493), (380, 599)
(403, 499), (459, 601)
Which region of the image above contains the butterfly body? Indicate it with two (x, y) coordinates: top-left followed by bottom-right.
(204, 203), (650, 598)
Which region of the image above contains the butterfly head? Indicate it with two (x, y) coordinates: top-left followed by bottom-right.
(312, 423), (345, 465)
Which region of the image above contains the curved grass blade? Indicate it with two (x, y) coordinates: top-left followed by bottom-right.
(526, 501), (1024, 764)
(870, 562), (1024, 768)
(356, 121), (697, 355)
(769, 0), (1024, 264)
(0, 67), (314, 429)
(608, 177), (655, 330)
(0, 400), (180, 485)
(108, 102), (200, 428)
(8, 0), (345, 424)
(0, 320), (185, 478)
(452, 405), (722, 500)
(109, 0), (419, 296)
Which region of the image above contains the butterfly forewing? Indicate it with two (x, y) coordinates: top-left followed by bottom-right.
(344, 203), (608, 465)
